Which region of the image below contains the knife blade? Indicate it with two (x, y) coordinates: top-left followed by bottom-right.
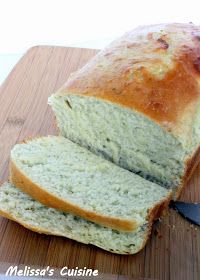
(170, 201), (200, 226)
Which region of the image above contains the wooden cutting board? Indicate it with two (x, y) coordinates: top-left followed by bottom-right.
(0, 46), (199, 280)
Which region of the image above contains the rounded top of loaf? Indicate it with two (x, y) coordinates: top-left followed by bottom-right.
(56, 23), (200, 137)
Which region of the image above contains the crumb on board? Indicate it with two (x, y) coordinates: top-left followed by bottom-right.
(154, 228), (163, 238)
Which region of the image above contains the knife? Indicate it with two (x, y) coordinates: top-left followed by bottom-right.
(170, 201), (200, 226)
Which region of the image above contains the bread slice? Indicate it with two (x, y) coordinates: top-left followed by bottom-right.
(0, 182), (163, 255)
(10, 136), (171, 232)
(48, 23), (200, 198)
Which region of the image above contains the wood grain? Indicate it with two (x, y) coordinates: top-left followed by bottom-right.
(0, 46), (199, 280)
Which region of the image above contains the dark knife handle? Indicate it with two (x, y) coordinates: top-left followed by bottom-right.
(170, 201), (200, 226)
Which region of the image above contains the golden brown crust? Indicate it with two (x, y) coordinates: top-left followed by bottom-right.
(57, 23), (200, 138)
(10, 160), (171, 233)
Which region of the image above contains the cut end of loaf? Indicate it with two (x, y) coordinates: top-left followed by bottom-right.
(49, 94), (189, 195)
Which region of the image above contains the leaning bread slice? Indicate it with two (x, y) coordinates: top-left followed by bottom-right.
(0, 182), (167, 254)
(10, 136), (171, 232)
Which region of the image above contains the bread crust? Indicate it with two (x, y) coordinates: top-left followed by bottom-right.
(10, 160), (171, 233)
(57, 23), (200, 139)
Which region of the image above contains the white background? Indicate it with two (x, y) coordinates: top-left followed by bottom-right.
(0, 0), (200, 84)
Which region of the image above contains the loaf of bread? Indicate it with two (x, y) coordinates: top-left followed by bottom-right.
(10, 136), (171, 232)
(49, 23), (200, 198)
(0, 182), (155, 254)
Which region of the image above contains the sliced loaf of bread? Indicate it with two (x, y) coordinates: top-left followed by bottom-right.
(49, 23), (200, 198)
(10, 136), (171, 232)
(0, 182), (161, 254)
